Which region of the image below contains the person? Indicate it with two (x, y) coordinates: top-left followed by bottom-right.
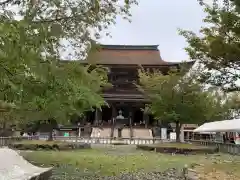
(22, 132), (28, 137)
(223, 133), (226, 143)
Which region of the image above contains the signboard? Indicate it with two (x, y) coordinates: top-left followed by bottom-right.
(161, 128), (167, 140)
(64, 132), (69, 137)
(170, 132), (176, 140)
(183, 124), (198, 128)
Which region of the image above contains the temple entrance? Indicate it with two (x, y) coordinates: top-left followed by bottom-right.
(149, 114), (155, 126)
(133, 109), (144, 126)
(102, 106), (112, 125)
(115, 105), (130, 126)
(116, 106), (129, 119)
(86, 111), (95, 124)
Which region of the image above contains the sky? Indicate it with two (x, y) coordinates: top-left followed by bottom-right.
(99, 0), (207, 62)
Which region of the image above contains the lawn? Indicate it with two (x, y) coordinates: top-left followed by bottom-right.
(21, 145), (240, 179)
(22, 146), (200, 175)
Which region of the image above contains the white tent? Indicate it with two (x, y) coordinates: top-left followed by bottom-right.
(193, 119), (240, 132)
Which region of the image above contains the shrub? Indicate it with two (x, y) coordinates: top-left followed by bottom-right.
(137, 143), (217, 155)
(111, 142), (127, 145)
(9, 140), (91, 151)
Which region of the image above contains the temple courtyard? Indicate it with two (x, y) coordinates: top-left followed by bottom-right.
(21, 144), (240, 180)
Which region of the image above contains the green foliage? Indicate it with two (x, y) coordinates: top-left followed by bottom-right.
(180, 1), (240, 92)
(198, 0), (240, 13)
(137, 143), (217, 155)
(10, 140), (91, 151)
(138, 67), (232, 125)
(19, 62), (108, 123)
(0, 0), (137, 129)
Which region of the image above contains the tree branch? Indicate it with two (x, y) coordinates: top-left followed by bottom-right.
(0, 64), (14, 76)
(0, 0), (15, 6)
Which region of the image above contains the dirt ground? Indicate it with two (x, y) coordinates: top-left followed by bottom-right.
(193, 155), (240, 180)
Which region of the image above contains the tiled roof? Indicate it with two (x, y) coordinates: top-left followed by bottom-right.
(86, 44), (174, 65)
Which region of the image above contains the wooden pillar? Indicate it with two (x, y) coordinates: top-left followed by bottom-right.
(94, 108), (102, 126)
(187, 131), (189, 141)
(132, 107), (135, 126)
(144, 114), (149, 128)
(110, 103), (117, 138)
(112, 104), (117, 123)
(129, 106), (133, 138)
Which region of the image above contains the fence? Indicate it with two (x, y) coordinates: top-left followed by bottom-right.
(0, 136), (35, 147)
(1, 136), (240, 155)
(189, 139), (240, 155)
(57, 136), (161, 145)
(0, 136), (164, 147)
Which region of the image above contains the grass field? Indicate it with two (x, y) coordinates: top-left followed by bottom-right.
(21, 145), (240, 179)
(22, 145), (200, 175)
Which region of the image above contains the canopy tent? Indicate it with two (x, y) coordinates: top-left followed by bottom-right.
(193, 119), (240, 133)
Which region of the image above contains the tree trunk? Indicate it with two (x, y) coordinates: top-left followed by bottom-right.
(110, 118), (115, 138)
(47, 128), (53, 141)
(47, 118), (57, 141)
(175, 121), (182, 142)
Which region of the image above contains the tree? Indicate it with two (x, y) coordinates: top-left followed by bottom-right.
(180, 1), (240, 92)
(0, 0), (137, 134)
(0, 0), (137, 102)
(16, 62), (109, 140)
(138, 67), (232, 142)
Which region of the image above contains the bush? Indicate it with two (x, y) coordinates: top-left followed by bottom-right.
(9, 140), (91, 151)
(137, 143), (217, 155)
(111, 142), (127, 145)
(136, 145), (155, 151)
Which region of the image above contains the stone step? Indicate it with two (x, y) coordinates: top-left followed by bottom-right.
(133, 128), (153, 138)
(91, 127), (153, 139)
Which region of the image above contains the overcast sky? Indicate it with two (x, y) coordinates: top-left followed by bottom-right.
(100, 0), (206, 62)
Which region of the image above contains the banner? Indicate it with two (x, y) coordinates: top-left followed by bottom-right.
(170, 132), (176, 140)
(161, 128), (167, 140)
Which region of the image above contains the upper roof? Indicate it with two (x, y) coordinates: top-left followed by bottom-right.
(86, 44), (180, 65)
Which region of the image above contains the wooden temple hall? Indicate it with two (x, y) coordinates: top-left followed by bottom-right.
(82, 44), (184, 130)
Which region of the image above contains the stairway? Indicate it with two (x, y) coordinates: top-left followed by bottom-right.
(121, 128), (131, 138)
(101, 128), (111, 137)
(133, 128), (153, 138)
(90, 127), (152, 139)
(90, 127), (101, 138)
(90, 127), (112, 138)
(112, 128), (130, 138)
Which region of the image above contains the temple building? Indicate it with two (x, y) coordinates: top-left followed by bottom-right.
(78, 44), (193, 138)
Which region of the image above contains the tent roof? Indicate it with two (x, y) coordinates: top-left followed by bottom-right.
(193, 119), (240, 132)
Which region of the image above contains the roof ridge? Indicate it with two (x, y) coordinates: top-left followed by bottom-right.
(100, 44), (159, 51)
